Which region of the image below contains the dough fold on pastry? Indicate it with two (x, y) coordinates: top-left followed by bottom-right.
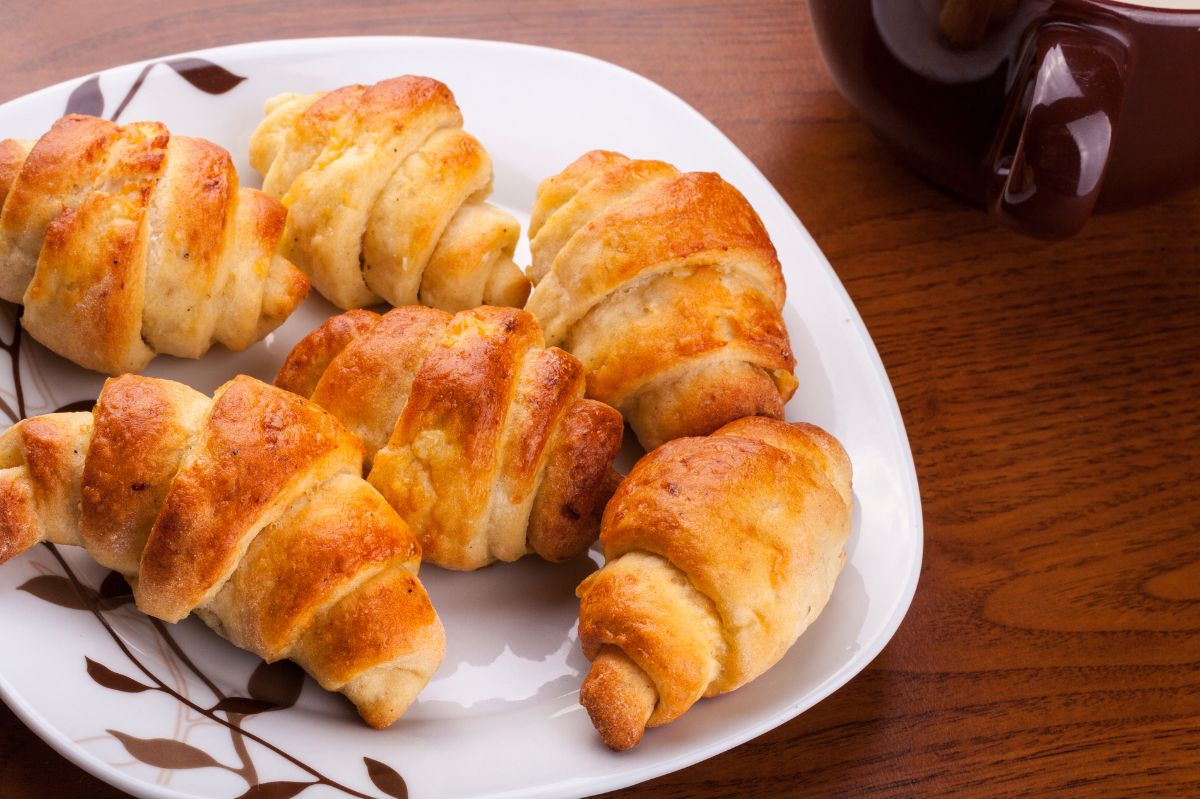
(526, 151), (798, 450)
(276, 304), (624, 570)
(0, 374), (444, 729)
(249, 76), (530, 312)
(576, 417), (852, 749)
(0, 115), (308, 375)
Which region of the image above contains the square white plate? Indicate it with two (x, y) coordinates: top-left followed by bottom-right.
(0, 36), (922, 799)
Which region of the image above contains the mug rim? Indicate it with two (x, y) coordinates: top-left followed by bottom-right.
(1073, 0), (1200, 15)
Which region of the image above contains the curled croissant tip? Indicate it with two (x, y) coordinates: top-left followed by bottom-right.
(362, 713), (393, 731)
(579, 652), (654, 751)
(580, 676), (645, 751)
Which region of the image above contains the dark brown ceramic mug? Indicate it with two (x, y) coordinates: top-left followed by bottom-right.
(809, 0), (1200, 238)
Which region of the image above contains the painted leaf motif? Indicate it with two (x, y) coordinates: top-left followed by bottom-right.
(0, 395), (17, 426)
(65, 75), (104, 116)
(247, 659), (305, 709)
(235, 781), (314, 799)
(98, 570), (130, 596)
(107, 729), (223, 770)
(364, 757), (408, 799)
(212, 697), (278, 715)
(86, 657), (152, 694)
(97, 570), (133, 607)
(17, 574), (92, 610)
(165, 58), (246, 94)
(54, 399), (96, 413)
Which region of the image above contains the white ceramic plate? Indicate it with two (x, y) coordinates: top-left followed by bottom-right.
(0, 36), (922, 799)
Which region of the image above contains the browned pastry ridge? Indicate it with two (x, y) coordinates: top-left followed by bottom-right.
(0, 114), (308, 375)
(0, 374), (445, 729)
(276, 304), (625, 571)
(525, 150), (798, 451)
(249, 75), (531, 312)
(576, 417), (852, 750)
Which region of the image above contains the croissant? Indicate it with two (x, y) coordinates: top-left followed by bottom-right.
(275, 304), (624, 570)
(0, 114), (308, 375)
(0, 374), (445, 729)
(576, 417), (852, 749)
(249, 76), (531, 312)
(525, 150), (799, 451)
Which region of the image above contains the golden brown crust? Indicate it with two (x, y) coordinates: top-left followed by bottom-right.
(721, 417), (853, 503)
(531, 169), (786, 339)
(14, 416), (89, 542)
(0, 467), (39, 565)
(210, 472), (420, 661)
(274, 308), (383, 399)
(25, 183), (157, 373)
(371, 306), (544, 569)
(526, 151), (796, 450)
(292, 565), (440, 688)
(577, 550), (722, 733)
(529, 154), (677, 285)
(576, 418), (853, 748)
(578, 647), (657, 751)
(479, 341), (599, 563)
(278, 305), (624, 569)
(250, 76), (531, 312)
(528, 398), (624, 562)
(0, 374), (445, 728)
(137, 375), (363, 622)
(0, 139), (31, 213)
(294, 564), (445, 729)
(621, 359), (788, 449)
(0, 115), (307, 374)
(141, 134), (234, 357)
(420, 201), (524, 311)
(309, 306), (451, 463)
(255, 252), (313, 344)
(80, 376), (208, 575)
(0, 413), (92, 562)
(0, 115), (121, 305)
(529, 150), (632, 241)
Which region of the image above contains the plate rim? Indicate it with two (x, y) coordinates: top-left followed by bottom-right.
(0, 33), (924, 799)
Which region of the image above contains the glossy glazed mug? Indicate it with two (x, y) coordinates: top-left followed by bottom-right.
(808, 0), (1200, 238)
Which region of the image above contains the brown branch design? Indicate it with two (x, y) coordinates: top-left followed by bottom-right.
(25, 547), (404, 799)
(0, 63), (413, 799)
(66, 58), (247, 121)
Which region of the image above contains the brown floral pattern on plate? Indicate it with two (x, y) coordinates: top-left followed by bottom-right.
(0, 62), (410, 799)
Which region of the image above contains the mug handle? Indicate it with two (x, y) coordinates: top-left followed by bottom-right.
(988, 23), (1128, 240)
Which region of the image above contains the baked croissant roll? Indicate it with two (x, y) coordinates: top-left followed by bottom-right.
(525, 150), (798, 451)
(0, 374), (444, 729)
(0, 114), (308, 375)
(249, 76), (531, 312)
(576, 417), (852, 750)
(276, 304), (624, 570)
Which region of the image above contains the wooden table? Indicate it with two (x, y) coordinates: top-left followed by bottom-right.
(2, 1), (1197, 797)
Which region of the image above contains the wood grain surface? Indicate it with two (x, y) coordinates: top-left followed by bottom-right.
(1, 1), (1198, 797)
